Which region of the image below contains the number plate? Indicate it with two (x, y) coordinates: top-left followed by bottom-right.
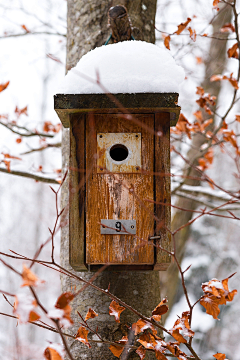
(100, 219), (136, 235)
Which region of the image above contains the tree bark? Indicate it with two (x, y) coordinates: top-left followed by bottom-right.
(159, 3), (233, 317)
(61, 1), (159, 359)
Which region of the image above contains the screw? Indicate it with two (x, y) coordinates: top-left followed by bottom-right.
(135, 134), (138, 138)
(99, 135), (103, 138)
(136, 166), (140, 170)
(131, 225), (134, 229)
(100, 167), (103, 171)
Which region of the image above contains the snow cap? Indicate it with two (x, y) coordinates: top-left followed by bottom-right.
(57, 41), (185, 94)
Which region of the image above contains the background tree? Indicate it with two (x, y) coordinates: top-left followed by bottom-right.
(61, 1), (162, 359)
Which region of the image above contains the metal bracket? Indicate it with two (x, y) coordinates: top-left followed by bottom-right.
(100, 219), (136, 235)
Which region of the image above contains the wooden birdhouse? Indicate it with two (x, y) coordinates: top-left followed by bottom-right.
(54, 92), (180, 271)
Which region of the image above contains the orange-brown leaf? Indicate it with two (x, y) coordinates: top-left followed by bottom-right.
(109, 336), (128, 358)
(137, 333), (156, 349)
(203, 118), (213, 129)
(0, 81), (10, 92)
(174, 18), (191, 35)
(175, 113), (192, 139)
(21, 24), (30, 33)
(22, 264), (44, 287)
(166, 342), (188, 360)
(132, 319), (157, 335)
(198, 158), (208, 171)
(200, 295), (221, 319)
(152, 298), (168, 321)
(188, 27), (196, 41)
(196, 56), (203, 64)
(43, 121), (53, 132)
(213, 353), (227, 360)
(221, 23), (235, 33)
(76, 326), (91, 348)
(55, 292), (74, 309)
(223, 73), (239, 89)
(29, 310), (41, 322)
(193, 110), (203, 121)
(109, 300), (125, 323)
(227, 43), (239, 59)
(44, 347), (63, 360)
(213, 0), (220, 8)
(136, 345), (146, 360)
(15, 105), (28, 117)
(169, 311), (194, 342)
(235, 115), (240, 122)
(210, 74), (222, 82)
(85, 308), (98, 321)
(109, 344), (124, 358)
(155, 351), (168, 360)
(164, 35), (171, 50)
(2, 152), (22, 161)
(3, 160), (10, 172)
(196, 86), (204, 96)
(169, 329), (187, 343)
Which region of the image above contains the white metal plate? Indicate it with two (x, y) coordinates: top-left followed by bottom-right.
(97, 132), (141, 173)
(100, 219), (136, 235)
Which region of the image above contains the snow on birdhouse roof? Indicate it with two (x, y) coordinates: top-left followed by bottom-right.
(57, 41), (185, 94)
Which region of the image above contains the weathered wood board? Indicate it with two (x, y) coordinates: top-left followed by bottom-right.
(86, 114), (155, 265)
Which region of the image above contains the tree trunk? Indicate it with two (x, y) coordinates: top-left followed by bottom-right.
(159, 3), (233, 317)
(61, 1), (159, 359)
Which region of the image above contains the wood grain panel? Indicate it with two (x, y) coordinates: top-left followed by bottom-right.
(86, 113), (155, 265)
(154, 112), (172, 270)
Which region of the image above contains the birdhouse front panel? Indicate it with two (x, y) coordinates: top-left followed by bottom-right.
(85, 113), (155, 265)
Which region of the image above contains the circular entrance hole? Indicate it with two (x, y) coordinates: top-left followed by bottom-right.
(109, 144), (129, 162)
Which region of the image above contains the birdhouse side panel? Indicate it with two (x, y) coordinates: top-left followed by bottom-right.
(69, 113), (86, 270)
(154, 112), (171, 270)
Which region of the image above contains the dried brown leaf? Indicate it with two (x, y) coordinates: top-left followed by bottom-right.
(109, 300), (125, 323)
(137, 333), (156, 349)
(227, 43), (239, 59)
(188, 27), (196, 41)
(85, 308), (98, 321)
(136, 345), (146, 359)
(221, 23), (235, 33)
(15, 105), (28, 117)
(21, 24), (30, 33)
(164, 35), (171, 50)
(132, 319), (157, 335)
(174, 18), (191, 35)
(55, 292), (74, 309)
(76, 326), (91, 348)
(210, 74), (222, 82)
(213, 353), (228, 360)
(213, 0), (220, 9)
(0, 81), (10, 92)
(21, 264), (44, 287)
(152, 298), (168, 321)
(44, 347), (64, 360)
(109, 336), (128, 358)
(29, 310), (41, 322)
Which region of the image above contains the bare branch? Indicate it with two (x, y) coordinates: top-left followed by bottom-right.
(0, 167), (60, 184)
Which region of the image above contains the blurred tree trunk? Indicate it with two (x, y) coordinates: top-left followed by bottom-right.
(159, 3), (233, 317)
(61, 1), (159, 359)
